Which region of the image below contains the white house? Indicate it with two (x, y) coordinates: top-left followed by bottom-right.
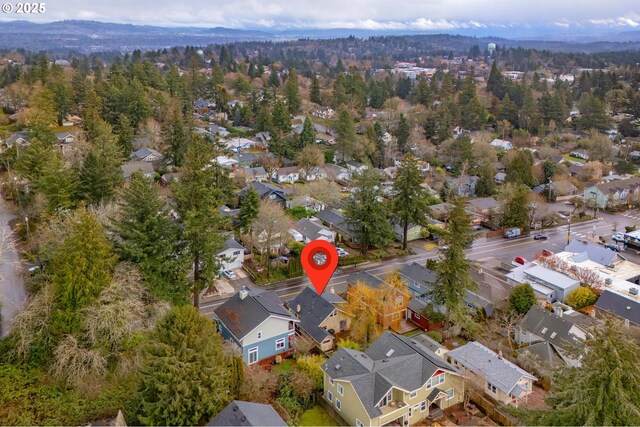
(290, 218), (336, 243)
(215, 156), (240, 168)
(302, 166), (327, 181)
(133, 147), (163, 162)
(346, 161), (368, 173)
(225, 138), (255, 152)
(218, 238), (245, 270)
(272, 166), (300, 184)
(490, 139), (513, 151)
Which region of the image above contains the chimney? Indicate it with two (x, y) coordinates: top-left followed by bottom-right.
(239, 287), (249, 300)
(296, 304), (301, 313)
(555, 306), (563, 317)
(330, 287), (335, 294)
(498, 350), (503, 360)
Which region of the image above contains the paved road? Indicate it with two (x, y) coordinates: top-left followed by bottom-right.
(199, 215), (634, 318)
(0, 196), (26, 337)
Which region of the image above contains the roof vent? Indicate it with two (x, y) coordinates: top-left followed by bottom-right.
(239, 287), (249, 300)
(498, 350), (503, 360)
(233, 406), (239, 412)
(386, 349), (395, 357)
(605, 278), (612, 286)
(296, 304), (301, 313)
(331, 287), (335, 294)
(630, 287), (638, 296)
(241, 417), (246, 422)
(335, 364), (341, 370)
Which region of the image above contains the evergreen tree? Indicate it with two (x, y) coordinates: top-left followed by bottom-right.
(335, 109), (356, 162)
(272, 99), (291, 136)
(519, 88), (540, 133)
(16, 125), (56, 183)
(285, 68), (301, 115)
(310, 75), (322, 104)
(114, 113), (135, 155)
(431, 197), (478, 334)
(475, 163), (496, 197)
(49, 209), (116, 334)
(523, 318), (640, 426)
(238, 186), (260, 240)
(299, 116), (316, 148)
(162, 110), (190, 167)
(111, 172), (188, 304)
(500, 183), (530, 230)
(391, 155), (436, 250)
(37, 152), (76, 213)
(486, 61), (505, 99)
(508, 284), (536, 315)
(396, 113), (410, 154)
(173, 136), (226, 308)
(76, 120), (124, 204)
(373, 121), (386, 168)
(459, 74), (487, 130)
(497, 93), (519, 128)
(507, 150), (538, 188)
(578, 92), (610, 130)
(139, 306), (233, 426)
(344, 169), (394, 254)
(267, 70), (280, 87)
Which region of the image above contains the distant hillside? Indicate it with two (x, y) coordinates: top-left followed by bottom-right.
(0, 20), (639, 53)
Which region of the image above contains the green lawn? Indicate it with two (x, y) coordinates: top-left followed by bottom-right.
(402, 330), (422, 338)
(299, 406), (339, 426)
(563, 153), (586, 163)
(271, 359), (296, 375)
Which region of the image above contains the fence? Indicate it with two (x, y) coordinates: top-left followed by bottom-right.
(465, 389), (519, 426)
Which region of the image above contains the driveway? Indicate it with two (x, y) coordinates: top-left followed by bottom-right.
(0, 195), (26, 336)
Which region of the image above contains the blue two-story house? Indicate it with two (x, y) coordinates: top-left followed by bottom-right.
(214, 287), (298, 365)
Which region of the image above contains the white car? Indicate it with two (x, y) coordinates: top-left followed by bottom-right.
(612, 232), (625, 243)
(222, 270), (237, 279)
(336, 248), (349, 257)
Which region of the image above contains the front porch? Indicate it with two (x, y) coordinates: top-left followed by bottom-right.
(391, 319), (419, 334)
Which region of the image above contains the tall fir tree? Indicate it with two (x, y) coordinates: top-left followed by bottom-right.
(299, 116), (316, 148)
(285, 68), (301, 115)
(335, 109), (356, 162)
(396, 113), (411, 154)
(310, 74), (322, 104)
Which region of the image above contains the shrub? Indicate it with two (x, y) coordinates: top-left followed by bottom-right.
(296, 354), (326, 390)
(426, 331), (443, 343)
(509, 283), (537, 315)
(337, 338), (361, 351)
(566, 286), (598, 309)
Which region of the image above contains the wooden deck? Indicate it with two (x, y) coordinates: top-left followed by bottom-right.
(391, 319), (419, 334)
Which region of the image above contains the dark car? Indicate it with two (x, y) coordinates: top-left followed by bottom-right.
(533, 234), (548, 240)
(604, 243), (621, 252)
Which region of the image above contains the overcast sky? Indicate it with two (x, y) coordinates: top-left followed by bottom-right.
(2, 0), (639, 30)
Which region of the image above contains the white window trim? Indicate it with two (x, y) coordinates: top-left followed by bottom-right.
(421, 401), (427, 412)
(409, 390), (417, 398)
(446, 388), (455, 400)
(275, 337), (285, 350)
(337, 384), (344, 396)
(248, 347), (259, 365)
(336, 398), (341, 411)
(356, 419), (364, 427)
(330, 377), (334, 385)
(327, 391), (333, 402)
(257, 331), (263, 340)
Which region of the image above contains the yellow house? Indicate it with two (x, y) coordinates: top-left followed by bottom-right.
(289, 286), (353, 352)
(322, 332), (464, 426)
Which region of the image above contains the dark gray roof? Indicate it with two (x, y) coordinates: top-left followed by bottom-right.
(516, 341), (563, 367)
(314, 209), (356, 237)
(121, 161), (154, 178)
(224, 238), (245, 251)
(235, 152), (259, 164)
(215, 288), (296, 340)
(466, 197), (499, 211)
(400, 262), (437, 295)
(407, 298), (428, 313)
(4, 131), (30, 147)
(565, 240), (620, 267)
(347, 271), (386, 289)
(427, 387), (446, 402)
(520, 305), (586, 351)
(295, 218), (329, 241)
(595, 290), (640, 325)
(242, 181), (291, 200)
(408, 333), (445, 355)
(290, 287), (335, 344)
(207, 400), (286, 426)
(448, 342), (536, 395)
(322, 290), (346, 304)
(323, 332), (457, 419)
(132, 147), (162, 159)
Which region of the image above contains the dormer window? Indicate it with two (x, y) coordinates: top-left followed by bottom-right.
(541, 327), (548, 334)
(550, 332), (557, 339)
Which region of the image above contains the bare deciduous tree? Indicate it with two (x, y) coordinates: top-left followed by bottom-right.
(252, 200), (293, 276)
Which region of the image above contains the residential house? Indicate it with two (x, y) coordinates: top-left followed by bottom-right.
(567, 163), (584, 177)
(313, 107), (336, 120)
(132, 147), (163, 162)
(490, 139), (513, 151)
(392, 223), (424, 242)
(428, 203), (454, 222)
(242, 166), (269, 182)
(288, 287), (352, 352)
(3, 131), (30, 149)
(302, 166), (327, 181)
(324, 163), (352, 183)
(400, 262), (494, 317)
(55, 132), (75, 145)
(346, 161), (368, 173)
(515, 305), (588, 367)
(206, 401), (286, 427)
(466, 197), (499, 223)
(215, 156), (240, 168)
(240, 181), (292, 207)
(255, 131), (271, 147)
(234, 152), (259, 167)
(226, 137), (255, 152)
(406, 299), (443, 331)
(290, 218), (335, 243)
(272, 166), (300, 184)
(595, 289), (640, 326)
(506, 264), (580, 303)
(315, 209), (357, 244)
(286, 195), (326, 212)
(218, 238), (245, 271)
(214, 287), (298, 365)
(322, 332), (464, 427)
(159, 172), (182, 187)
(571, 149), (590, 160)
(208, 124), (230, 138)
(121, 161), (155, 180)
(447, 175), (479, 197)
(583, 176), (640, 209)
(447, 341), (536, 407)
(346, 271), (411, 330)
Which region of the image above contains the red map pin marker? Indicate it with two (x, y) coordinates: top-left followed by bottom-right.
(301, 240), (339, 295)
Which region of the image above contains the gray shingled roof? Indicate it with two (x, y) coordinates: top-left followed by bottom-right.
(595, 290), (640, 325)
(400, 262), (437, 295)
(516, 341), (563, 367)
(214, 288), (296, 340)
(565, 240), (619, 267)
(347, 271), (386, 289)
(133, 147), (162, 160)
(224, 238), (245, 251)
(520, 305), (586, 351)
(290, 287), (335, 344)
(207, 400), (286, 426)
(448, 342), (536, 396)
(294, 218), (330, 241)
(323, 332), (457, 419)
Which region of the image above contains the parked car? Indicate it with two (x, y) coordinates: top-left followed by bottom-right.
(472, 225), (483, 231)
(514, 256), (527, 265)
(223, 270), (237, 279)
(612, 232), (626, 243)
(336, 247), (349, 257)
(604, 243), (621, 252)
(504, 228), (522, 239)
(533, 234), (548, 240)
(278, 256), (289, 264)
